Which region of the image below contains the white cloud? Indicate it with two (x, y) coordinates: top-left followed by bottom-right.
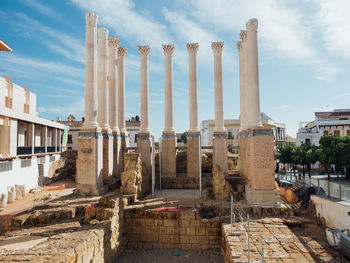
(71, 0), (171, 53)
(313, 0), (350, 59)
(13, 12), (85, 63)
(23, 0), (66, 23)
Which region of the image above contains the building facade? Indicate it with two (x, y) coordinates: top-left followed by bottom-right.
(200, 113), (286, 153)
(296, 109), (350, 146)
(0, 76), (65, 198)
(126, 117), (140, 148)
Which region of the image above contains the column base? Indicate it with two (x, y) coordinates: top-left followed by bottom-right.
(112, 132), (121, 178)
(187, 132), (200, 178)
(118, 132), (130, 175)
(245, 187), (281, 205)
(76, 129), (104, 195)
(137, 133), (152, 196)
(213, 131), (228, 175)
(161, 131), (176, 177)
(103, 132), (113, 184)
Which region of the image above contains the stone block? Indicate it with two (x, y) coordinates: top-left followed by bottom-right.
(164, 219), (177, 227)
(137, 135), (152, 196)
(161, 134), (176, 177)
(180, 235), (190, 244)
(187, 134), (200, 178)
(103, 133), (113, 184)
(212, 133), (228, 174)
(195, 227), (206, 236)
(190, 235), (208, 244)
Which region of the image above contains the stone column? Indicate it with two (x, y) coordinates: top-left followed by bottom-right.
(108, 37), (121, 178)
(237, 19), (280, 205)
(117, 46), (129, 174)
(245, 19), (262, 127)
(161, 44), (176, 177)
(76, 12), (105, 195)
(97, 27), (113, 184)
(211, 42), (227, 175)
(186, 43), (200, 181)
(83, 12), (99, 129)
(137, 45), (152, 195)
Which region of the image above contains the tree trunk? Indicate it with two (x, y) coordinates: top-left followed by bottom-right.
(302, 165), (305, 177)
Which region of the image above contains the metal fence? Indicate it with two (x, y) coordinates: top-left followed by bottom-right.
(276, 174), (350, 202)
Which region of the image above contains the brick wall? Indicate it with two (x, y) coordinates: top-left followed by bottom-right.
(125, 209), (221, 249)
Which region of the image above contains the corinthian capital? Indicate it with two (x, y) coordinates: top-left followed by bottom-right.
(138, 45), (151, 56)
(211, 41), (224, 54)
(246, 18), (258, 31)
(108, 37), (120, 49)
(186, 43), (199, 54)
(239, 30), (247, 41)
(117, 46), (128, 57)
(236, 41), (242, 52)
(98, 28), (108, 40)
(162, 44), (175, 56)
(85, 12), (98, 27)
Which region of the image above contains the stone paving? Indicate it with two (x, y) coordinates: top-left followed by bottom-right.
(222, 218), (348, 263)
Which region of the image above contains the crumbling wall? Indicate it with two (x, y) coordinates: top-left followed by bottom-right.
(124, 209), (221, 249)
(120, 153), (144, 198)
(213, 164), (232, 200)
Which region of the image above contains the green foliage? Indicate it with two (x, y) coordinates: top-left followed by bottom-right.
(180, 131), (188, 144)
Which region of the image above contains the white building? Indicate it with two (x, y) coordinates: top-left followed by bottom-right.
(126, 117), (140, 148)
(296, 109), (350, 146)
(0, 76), (65, 199)
(200, 113), (286, 153)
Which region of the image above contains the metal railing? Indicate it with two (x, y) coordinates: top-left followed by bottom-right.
(34, 146), (45, 154)
(17, 146), (32, 155)
(47, 146), (56, 153)
(276, 173), (350, 202)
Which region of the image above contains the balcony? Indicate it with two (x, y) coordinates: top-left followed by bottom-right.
(34, 146), (45, 154)
(47, 146), (56, 153)
(17, 146), (32, 155)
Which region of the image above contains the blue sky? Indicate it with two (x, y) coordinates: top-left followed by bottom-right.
(1, 0), (350, 139)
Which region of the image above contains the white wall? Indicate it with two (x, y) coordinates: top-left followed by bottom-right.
(311, 195), (350, 230)
(0, 154), (61, 200)
(9, 119), (17, 156)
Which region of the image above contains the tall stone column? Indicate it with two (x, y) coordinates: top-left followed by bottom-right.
(76, 12), (105, 195)
(108, 37), (121, 178)
(246, 19), (262, 127)
(97, 27), (113, 183)
(161, 44), (176, 178)
(117, 46), (129, 174)
(238, 31), (248, 132)
(211, 42), (228, 176)
(186, 43), (200, 181)
(237, 19), (280, 205)
(137, 45), (152, 195)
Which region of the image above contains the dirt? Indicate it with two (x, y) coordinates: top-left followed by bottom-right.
(116, 248), (224, 263)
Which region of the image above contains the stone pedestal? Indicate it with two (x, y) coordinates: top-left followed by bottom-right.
(118, 132), (129, 175)
(137, 133), (152, 195)
(212, 132), (228, 175)
(238, 127), (280, 205)
(161, 132), (176, 177)
(103, 132), (113, 183)
(76, 129), (107, 195)
(187, 132), (200, 178)
(112, 132), (121, 177)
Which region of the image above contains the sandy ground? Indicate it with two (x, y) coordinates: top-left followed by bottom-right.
(116, 248), (225, 263)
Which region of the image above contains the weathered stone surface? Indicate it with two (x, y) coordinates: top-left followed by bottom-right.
(213, 164), (232, 200)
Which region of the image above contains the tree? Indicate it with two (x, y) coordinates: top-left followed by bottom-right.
(135, 115), (140, 121)
(277, 142), (296, 175)
(318, 135), (338, 180)
(67, 114), (76, 121)
(339, 135), (350, 179)
(305, 144), (319, 177)
(180, 131), (188, 144)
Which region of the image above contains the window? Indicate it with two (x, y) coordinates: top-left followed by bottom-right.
(135, 134), (138, 143)
(228, 130), (233, 139)
(347, 130), (350, 136)
(334, 130), (340, 135)
(68, 147), (72, 150)
(67, 134), (73, 143)
(305, 139), (311, 144)
(323, 130), (329, 135)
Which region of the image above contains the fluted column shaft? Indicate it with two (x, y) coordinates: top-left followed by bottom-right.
(162, 44), (175, 134)
(187, 43), (199, 132)
(246, 19), (262, 127)
(83, 12), (98, 129)
(117, 47), (128, 135)
(108, 37), (120, 133)
(211, 42), (225, 132)
(98, 28), (110, 131)
(138, 46), (151, 134)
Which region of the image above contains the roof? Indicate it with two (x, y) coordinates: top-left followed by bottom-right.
(315, 109), (350, 120)
(58, 120), (83, 128)
(0, 39), (12, 51)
